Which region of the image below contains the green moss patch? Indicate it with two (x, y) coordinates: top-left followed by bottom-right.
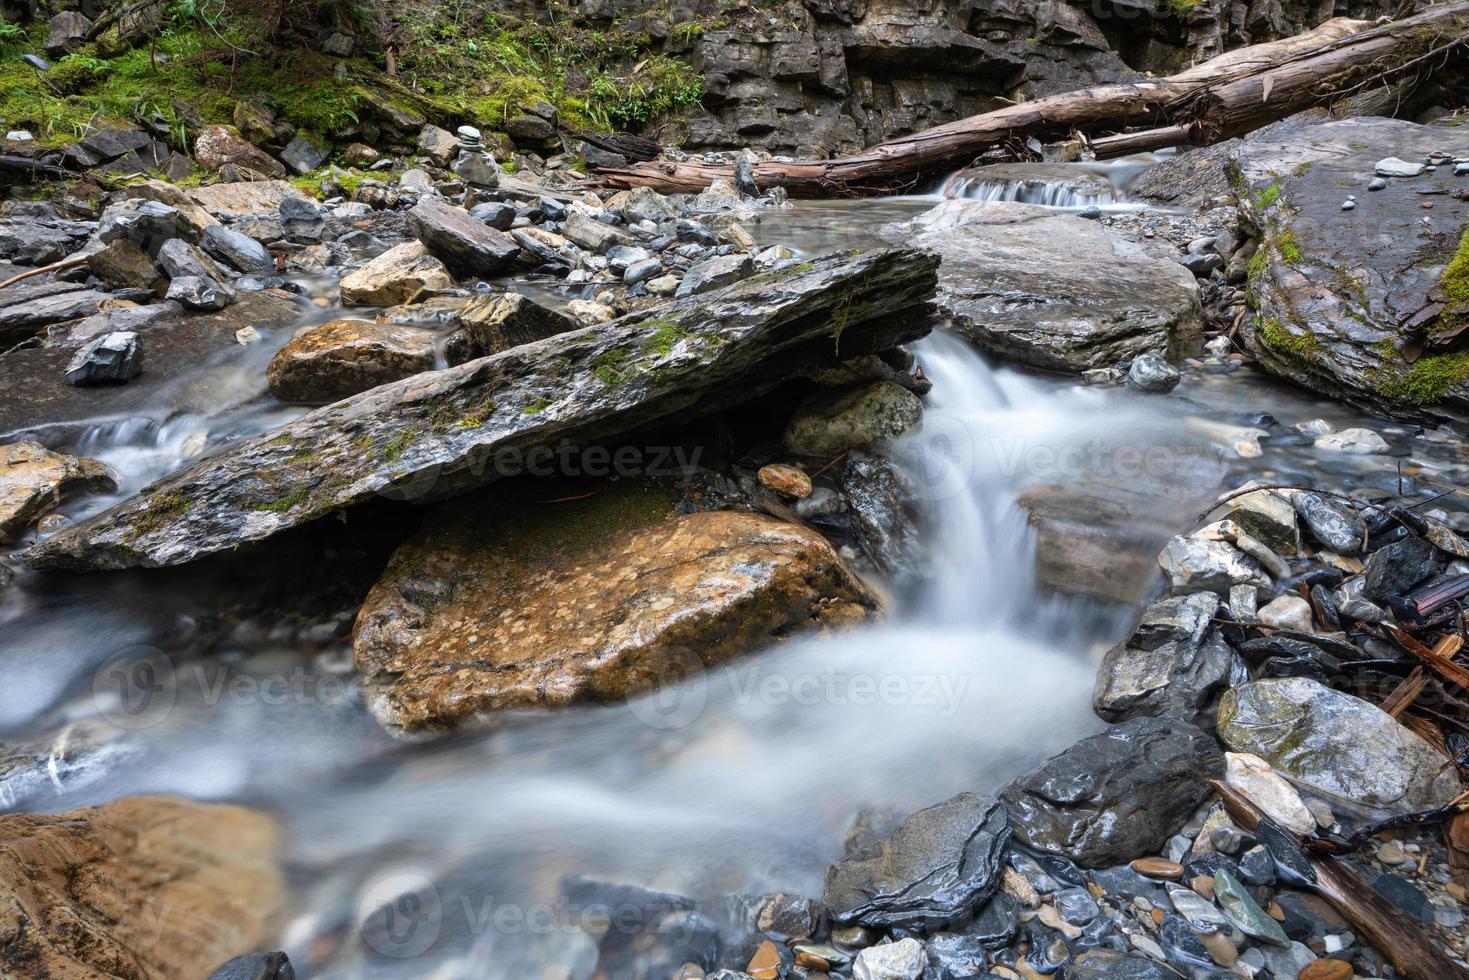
(1377, 350), (1469, 406)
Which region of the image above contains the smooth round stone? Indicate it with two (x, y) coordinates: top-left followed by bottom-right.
(1341, 200), (1355, 211)
(456, 125), (482, 141)
(1298, 960), (1353, 980)
(1131, 858), (1184, 880)
(757, 463), (813, 499)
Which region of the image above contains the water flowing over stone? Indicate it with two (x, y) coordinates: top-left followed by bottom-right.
(1000, 717), (1223, 867)
(1217, 677), (1463, 814)
(824, 793), (1011, 931)
(887, 200), (1203, 372)
(27, 248), (937, 571)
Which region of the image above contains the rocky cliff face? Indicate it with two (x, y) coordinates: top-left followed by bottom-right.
(579, 0), (1397, 156)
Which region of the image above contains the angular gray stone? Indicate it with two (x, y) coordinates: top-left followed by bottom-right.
(841, 451), (923, 575)
(1126, 352), (1180, 392)
(281, 133), (330, 174)
(1217, 677), (1463, 815)
(416, 124), (459, 166)
(999, 717), (1223, 867)
(1093, 592), (1243, 725)
(0, 282), (108, 349)
(563, 210), (631, 253)
(675, 253), (753, 297)
(1157, 532), (1263, 595)
(409, 197), (519, 276)
(165, 275), (235, 311)
(45, 11), (92, 56)
(157, 238), (227, 284)
(824, 793), (1010, 931)
(201, 224), (275, 275)
(65, 331), (142, 386)
(97, 199), (184, 257)
(459, 293), (578, 355)
(27, 247), (939, 570)
(1293, 492), (1364, 554)
(888, 200), (1203, 373)
(1227, 489), (1300, 556)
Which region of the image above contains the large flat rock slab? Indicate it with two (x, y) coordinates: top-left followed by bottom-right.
(27, 247), (938, 571)
(354, 486), (878, 734)
(887, 200), (1203, 372)
(1234, 115), (1469, 425)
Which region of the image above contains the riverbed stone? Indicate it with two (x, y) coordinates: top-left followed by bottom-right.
(202, 224), (276, 275)
(0, 795), (282, 977)
(1293, 492), (1364, 554)
(0, 441), (115, 542)
(852, 938), (925, 980)
(825, 793), (1009, 931)
(1224, 752), (1315, 834)
(354, 488), (879, 733)
(1093, 591), (1243, 725)
(889, 200), (1202, 372)
(87, 237), (165, 291)
(675, 253), (753, 297)
(1, 281), (109, 348)
(1217, 677), (1463, 814)
(784, 381), (923, 458)
(64, 329), (144, 385)
(267, 319), (438, 403)
(339, 241), (455, 306)
(1158, 532), (1263, 595)
(409, 197), (520, 275)
(1234, 116), (1469, 425)
(841, 450), (923, 574)
(1226, 489), (1300, 555)
(1000, 717), (1223, 867)
(1127, 352), (1180, 392)
(459, 292), (578, 354)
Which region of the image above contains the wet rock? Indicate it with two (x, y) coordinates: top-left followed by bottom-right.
(1217, 677), (1463, 814)
(924, 932), (988, 978)
(1363, 536), (1441, 602)
(1314, 427), (1388, 454)
(969, 891), (1019, 947)
(852, 938), (925, 980)
(1062, 949), (1175, 979)
(1224, 752), (1315, 834)
(28, 248), (937, 570)
(409, 197), (519, 275)
(564, 210), (632, 252)
(338, 241), (455, 306)
(202, 223), (276, 275)
(65, 330), (143, 385)
(278, 196), (324, 240)
(757, 462), (812, 498)
(1227, 489), (1300, 555)
(356, 491), (878, 732)
(158, 237), (228, 283)
(1236, 117), (1469, 425)
(0, 796), (282, 977)
(166, 274), (236, 311)
(999, 717), (1223, 867)
(1126, 351), (1181, 392)
(1215, 867), (1289, 945)
(209, 952), (295, 980)
(0, 441), (115, 542)
(755, 893), (819, 938)
(841, 450), (923, 574)
(459, 292), (578, 354)
(676, 253), (754, 297)
(195, 125), (286, 178)
(87, 236), (165, 291)
(784, 381), (923, 458)
(1158, 533), (1262, 595)
(890, 200), (1202, 372)
(825, 793), (1010, 931)
(1093, 591), (1242, 725)
(267, 319), (438, 403)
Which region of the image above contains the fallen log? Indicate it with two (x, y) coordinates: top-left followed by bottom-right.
(596, 5), (1468, 196)
(1213, 780), (1469, 980)
(26, 247), (938, 571)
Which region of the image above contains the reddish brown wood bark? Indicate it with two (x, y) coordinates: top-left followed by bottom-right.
(595, 5), (1468, 196)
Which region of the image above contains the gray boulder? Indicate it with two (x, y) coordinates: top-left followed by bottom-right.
(65, 331), (142, 386)
(675, 254), (753, 297)
(27, 247), (939, 571)
(281, 133), (330, 174)
(1093, 592), (1244, 726)
(459, 293), (579, 355)
(1292, 492), (1364, 554)
(889, 200), (1202, 373)
(1234, 116), (1469, 425)
(0, 282), (108, 349)
(409, 197), (519, 275)
(824, 793), (1010, 931)
(999, 717), (1223, 867)
(1217, 677), (1463, 815)
(201, 224), (275, 275)
(166, 275), (236, 311)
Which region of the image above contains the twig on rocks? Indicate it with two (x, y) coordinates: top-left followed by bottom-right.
(0, 254), (89, 291)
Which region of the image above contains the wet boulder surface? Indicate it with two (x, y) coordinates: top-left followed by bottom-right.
(1235, 115), (1469, 425)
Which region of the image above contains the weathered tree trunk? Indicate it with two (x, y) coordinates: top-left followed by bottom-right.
(596, 5), (1469, 196)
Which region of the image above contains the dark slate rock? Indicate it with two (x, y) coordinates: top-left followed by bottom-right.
(824, 792), (1011, 931)
(278, 196), (324, 241)
(1364, 536), (1441, 601)
(64, 330), (142, 385)
(469, 201), (517, 230)
(1093, 592), (1242, 725)
(966, 892), (1019, 948)
(675, 218), (717, 247)
(675, 253), (753, 298)
(1293, 492), (1364, 554)
(281, 133), (330, 174)
(202, 223), (276, 275)
(165, 275), (236, 311)
(97, 199), (183, 257)
(208, 951), (294, 980)
(1182, 850), (1238, 880)
(1159, 915), (1215, 972)
(841, 450), (923, 575)
(925, 932), (990, 979)
(999, 717), (1223, 867)
(1371, 870), (1434, 923)
(1237, 845), (1277, 887)
(1060, 949), (1175, 979)
(1054, 886), (1100, 925)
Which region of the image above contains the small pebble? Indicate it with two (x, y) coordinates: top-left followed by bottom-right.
(1341, 200), (1355, 211)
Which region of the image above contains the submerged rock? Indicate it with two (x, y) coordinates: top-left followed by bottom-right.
(0, 795), (282, 977)
(354, 489), (878, 733)
(890, 200), (1202, 372)
(824, 793), (1010, 931)
(999, 717), (1223, 867)
(28, 247), (937, 571)
(267, 319), (439, 403)
(0, 441), (116, 542)
(1234, 116), (1469, 425)
(1217, 677), (1462, 814)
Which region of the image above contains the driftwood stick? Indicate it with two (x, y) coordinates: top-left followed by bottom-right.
(1212, 780), (1469, 980)
(0, 254), (89, 291)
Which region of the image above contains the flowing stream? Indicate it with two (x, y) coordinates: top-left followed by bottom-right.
(2, 165), (1465, 976)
